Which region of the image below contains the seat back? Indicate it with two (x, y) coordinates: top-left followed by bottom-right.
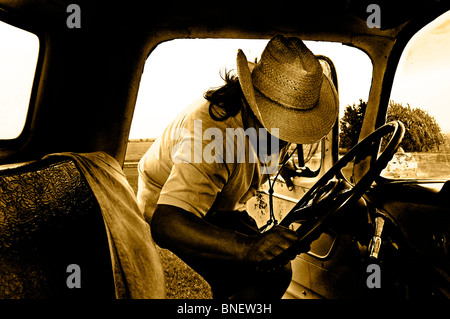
(0, 157), (114, 298)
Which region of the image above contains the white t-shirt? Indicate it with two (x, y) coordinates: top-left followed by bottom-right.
(137, 97), (286, 222)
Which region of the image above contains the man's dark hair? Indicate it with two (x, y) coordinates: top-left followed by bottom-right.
(204, 69), (245, 121)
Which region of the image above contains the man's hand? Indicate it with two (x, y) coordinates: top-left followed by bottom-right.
(279, 162), (302, 191)
(280, 161), (316, 190)
(244, 225), (299, 264)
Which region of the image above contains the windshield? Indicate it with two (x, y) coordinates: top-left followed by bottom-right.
(382, 10), (450, 180)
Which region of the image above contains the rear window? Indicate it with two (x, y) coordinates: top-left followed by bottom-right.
(0, 21), (39, 140)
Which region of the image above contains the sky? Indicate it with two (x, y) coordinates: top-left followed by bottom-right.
(0, 10), (449, 140)
(390, 10), (450, 132)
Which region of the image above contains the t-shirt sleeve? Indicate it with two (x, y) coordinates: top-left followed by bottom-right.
(157, 137), (230, 218)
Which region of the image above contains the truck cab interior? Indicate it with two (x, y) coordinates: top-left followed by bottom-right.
(0, 0), (449, 299)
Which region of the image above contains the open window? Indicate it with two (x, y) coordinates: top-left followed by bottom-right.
(131, 39), (372, 142)
(130, 38), (372, 227)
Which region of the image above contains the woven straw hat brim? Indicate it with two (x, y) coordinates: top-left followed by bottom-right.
(237, 50), (338, 144)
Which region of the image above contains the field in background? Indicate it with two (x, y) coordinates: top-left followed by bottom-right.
(124, 139), (212, 299)
(124, 139), (155, 163)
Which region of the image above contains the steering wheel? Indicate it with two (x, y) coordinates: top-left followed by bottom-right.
(263, 120), (405, 269)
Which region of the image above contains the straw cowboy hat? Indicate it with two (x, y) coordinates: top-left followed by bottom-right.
(236, 35), (338, 144)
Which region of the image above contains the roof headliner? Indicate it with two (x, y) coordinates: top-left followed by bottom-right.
(0, 1), (445, 41)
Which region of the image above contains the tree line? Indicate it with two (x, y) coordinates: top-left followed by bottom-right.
(339, 100), (445, 152)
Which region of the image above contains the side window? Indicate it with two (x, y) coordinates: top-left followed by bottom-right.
(383, 10), (450, 180)
(0, 21), (39, 140)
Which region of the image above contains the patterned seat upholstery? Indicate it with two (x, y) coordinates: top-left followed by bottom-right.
(0, 156), (114, 298)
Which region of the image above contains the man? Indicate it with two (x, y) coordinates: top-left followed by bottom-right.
(137, 35), (338, 298)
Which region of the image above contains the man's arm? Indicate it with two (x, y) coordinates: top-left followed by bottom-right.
(151, 204), (299, 265)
